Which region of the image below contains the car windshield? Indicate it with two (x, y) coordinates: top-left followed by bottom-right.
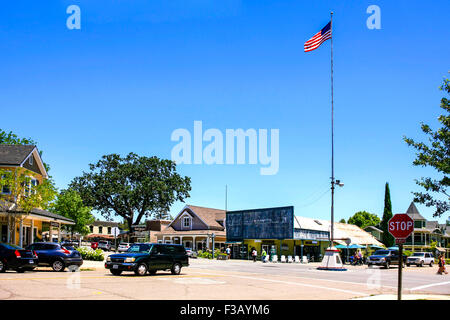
(374, 250), (390, 256)
(412, 253), (424, 256)
(127, 244), (152, 253)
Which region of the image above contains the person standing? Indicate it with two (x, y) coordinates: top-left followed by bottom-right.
(251, 247), (257, 262)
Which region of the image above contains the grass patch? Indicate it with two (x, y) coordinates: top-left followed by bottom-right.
(79, 268), (96, 271)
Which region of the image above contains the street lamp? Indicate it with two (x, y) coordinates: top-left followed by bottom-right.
(210, 233), (216, 259)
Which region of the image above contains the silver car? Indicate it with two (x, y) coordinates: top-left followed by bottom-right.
(118, 243), (131, 253)
(406, 252), (434, 267)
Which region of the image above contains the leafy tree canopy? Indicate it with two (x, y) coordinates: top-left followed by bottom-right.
(69, 153), (191, 230)
(347, 211), (380, 229)
(404, 78), (450, 217)
(51, 189), (94, 237)
(0, 168), (57, 213)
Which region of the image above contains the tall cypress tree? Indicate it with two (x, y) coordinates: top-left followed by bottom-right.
(380, 182), (395, 247)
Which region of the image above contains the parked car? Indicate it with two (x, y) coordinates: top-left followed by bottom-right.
(367, 249), (407, 269)
(185, 248), (198, 258)
(98, 241), (111, 251)
(105, 243), (189, 276)
(0, 243), (38, 273)
(406, 252), (434, 267)
(61, 241), (79, 248)
(91, 242), (99, 250)
(118, 243), (131, 253)
(26, 242), (83, 272)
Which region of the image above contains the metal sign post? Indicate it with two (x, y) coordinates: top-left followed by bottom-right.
(111, 227), (120, 253)
(388, 214), (414, 301)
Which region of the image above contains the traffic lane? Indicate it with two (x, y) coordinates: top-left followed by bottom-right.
(188, 260), (450, 295)
(0, 268), (385, 300)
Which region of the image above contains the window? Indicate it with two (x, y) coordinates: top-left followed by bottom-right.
(183, 216), (191, 229)
(98, 226), (103, 234)
(1, 174), (11, 195)
(29, 156), (33, 165)
(107, 227), (112, 235)
(89, 226), (94, 233)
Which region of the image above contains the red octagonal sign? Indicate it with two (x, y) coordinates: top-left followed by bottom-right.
(388, 214), (414, 239)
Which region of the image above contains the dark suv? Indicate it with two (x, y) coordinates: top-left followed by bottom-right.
(26, 242), (83, 272)
(105, 243), (189, 276)
(367, 249), (407, 269)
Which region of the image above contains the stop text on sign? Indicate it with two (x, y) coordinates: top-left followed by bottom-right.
(389, 221), (413, 232)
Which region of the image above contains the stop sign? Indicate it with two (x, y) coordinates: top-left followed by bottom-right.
(388, 214), (414, 239)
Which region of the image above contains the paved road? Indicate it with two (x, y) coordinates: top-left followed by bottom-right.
(0, 259), (448, 300)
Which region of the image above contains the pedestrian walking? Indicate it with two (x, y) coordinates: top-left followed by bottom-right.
(251, 247), (257, 262)
(261, 248), (267, 263)
(437, 254), (448, 275)
(226, 246), (231, 260)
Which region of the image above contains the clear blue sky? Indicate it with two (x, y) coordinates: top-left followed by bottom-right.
(1, 1), (449, 223)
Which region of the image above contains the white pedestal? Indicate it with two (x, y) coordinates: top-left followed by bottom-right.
(317, 247), (347, 271)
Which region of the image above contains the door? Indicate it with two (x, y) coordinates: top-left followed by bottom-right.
(160, 245), (175, 269)
(1, 225), (7, 243)
(149, 245), (165, 269)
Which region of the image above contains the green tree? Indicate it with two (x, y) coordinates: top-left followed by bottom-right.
(404, 78), (450, 217)
(69, 153), (191, 230)
(0, 168), (57, 244)
(380, 183), (395, 247)
(0, 129), (36, 145)
(51, 189), (94, 238)
(347, 211), (380, 229)
(339, 218), (346, 223)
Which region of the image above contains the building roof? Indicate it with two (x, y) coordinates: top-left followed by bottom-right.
(334, 223), (384, 246)
(294, 216), (383, 246)
(158, 205), (225, 236)
(364, 225), (384, 233)
(184, 205), (226, 230)
(294, 216), (330, 232)
(30, 208), (75, 224)
(406, 202), (426, 220)
(0, 144), (48, 178)
(0, 145), (35, 165)
(91, 220), (119, 227)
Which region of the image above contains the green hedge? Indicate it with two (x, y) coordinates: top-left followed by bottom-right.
(76, 247), (105, 261)
(197, 249), (225, 259)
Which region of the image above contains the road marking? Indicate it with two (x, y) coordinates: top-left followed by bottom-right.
(410, 281), (450, 291)
(189, 271), (367, 296)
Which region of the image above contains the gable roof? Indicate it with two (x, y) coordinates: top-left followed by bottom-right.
(0, 145), (35, 165)
(0, 144), (48, 178)
(406, 202), (426, 220)
(165, 205), (225, 231)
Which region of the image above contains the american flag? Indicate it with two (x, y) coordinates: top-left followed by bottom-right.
(304, 21), (332, 52)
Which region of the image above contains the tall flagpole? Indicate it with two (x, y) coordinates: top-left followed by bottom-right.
(330, 11), (335, 248)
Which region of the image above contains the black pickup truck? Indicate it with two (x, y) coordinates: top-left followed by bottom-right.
(367, 249), (407, 269)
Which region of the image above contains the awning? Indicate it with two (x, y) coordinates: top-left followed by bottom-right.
(225, 241), (242, 244)
(436, 247), (446, 252)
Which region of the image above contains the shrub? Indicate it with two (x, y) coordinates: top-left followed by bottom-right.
(76, 247), (104, 261)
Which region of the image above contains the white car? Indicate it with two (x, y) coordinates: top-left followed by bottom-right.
(118, 243), (131, 252)
(97, 241), (112, 251)
(406, 252), (434, 267)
